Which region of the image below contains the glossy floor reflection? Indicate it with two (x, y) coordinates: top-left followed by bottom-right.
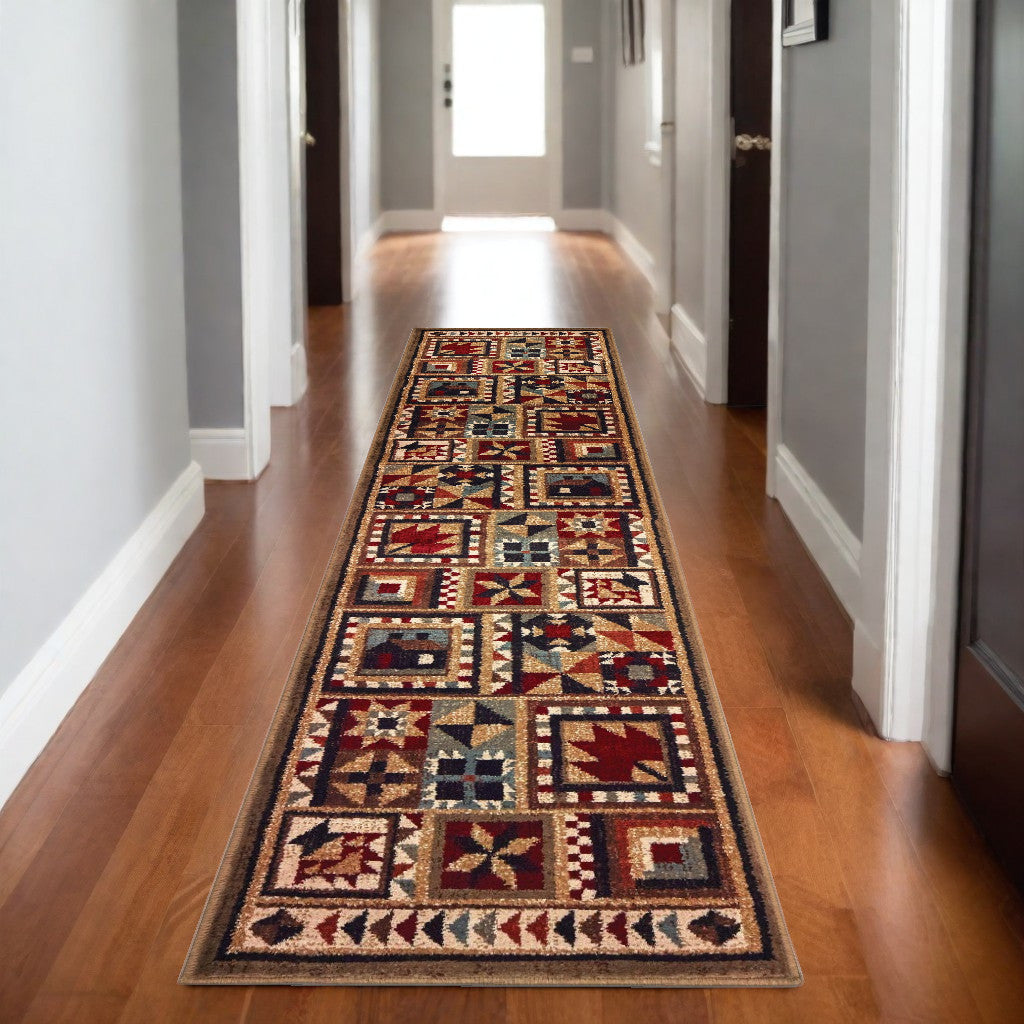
(0, 230), (1021, 1023)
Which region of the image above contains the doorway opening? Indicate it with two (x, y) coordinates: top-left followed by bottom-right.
(433, 0), (562, 217)
(667, 0), (773, 413)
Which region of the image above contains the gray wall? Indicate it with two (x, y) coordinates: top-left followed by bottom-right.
(380, 0), (434, 210)
(178, 0), (246, 429)
(352, 0), (382, 243)
(562, 0), (605, 209)
(609, 9), (662, 259)
(672, 0), (710, 327)
(780, 0), (871, 537)
(376, 2), (609, 213)
(0, 0), (192, 692)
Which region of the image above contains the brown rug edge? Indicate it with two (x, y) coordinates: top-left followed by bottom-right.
(179, 327), (803, 989)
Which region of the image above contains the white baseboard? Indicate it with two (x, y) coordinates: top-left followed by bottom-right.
(290, 340), (308, 405)
(670, 303), (708, 397)
(356, 218), (383, 263)
(608, 214), (658, 295)
(554, 208), (611, 232)
(190, 428), (250, 481)
(378, 209), (444, 233)
(0, 461), (205, 811)
(773, 444), (862, 619)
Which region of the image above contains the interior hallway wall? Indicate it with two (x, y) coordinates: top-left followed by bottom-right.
(779, 0), (871, 538)
(377, 0), (610, 214)
(562, 0), (605, 209)
(352, 0), (382, 247)
(608, 1), (662, 262)
(380, 0), (434, 211)
(672, 0), (711, 332)
(178, 0), (246, 429)
(0, 0), (193, 694)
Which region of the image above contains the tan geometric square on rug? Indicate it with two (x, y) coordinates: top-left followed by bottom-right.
(180, 329), (801, 987)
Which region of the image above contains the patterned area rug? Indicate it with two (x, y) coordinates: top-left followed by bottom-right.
(181, 329), (800, 987)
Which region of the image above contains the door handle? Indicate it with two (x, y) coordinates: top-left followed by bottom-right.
(734, 133), (771, 152)
(302, 131), (316, 147)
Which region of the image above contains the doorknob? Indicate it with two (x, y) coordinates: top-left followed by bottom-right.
(734, 133), (771, 152)
(302, 131), (316, 147)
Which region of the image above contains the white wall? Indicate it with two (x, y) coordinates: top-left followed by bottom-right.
(0, 0), (202, 801)
(351, 0), (382, 249)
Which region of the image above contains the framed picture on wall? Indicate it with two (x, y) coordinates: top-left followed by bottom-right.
(782, 0), (829, 46)
(621, 0), (645, 66)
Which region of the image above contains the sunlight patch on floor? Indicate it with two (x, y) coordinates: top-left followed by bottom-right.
(441, 215), (556, 233)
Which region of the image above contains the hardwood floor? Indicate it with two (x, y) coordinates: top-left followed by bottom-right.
(1, 230), (1022, 1022)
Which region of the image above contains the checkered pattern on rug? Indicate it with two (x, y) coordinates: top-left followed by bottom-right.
(183, 330), (799, 987)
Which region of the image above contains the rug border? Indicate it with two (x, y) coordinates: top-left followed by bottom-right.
(179, 328), (802, 989)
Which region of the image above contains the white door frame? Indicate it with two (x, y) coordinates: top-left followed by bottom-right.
(764, 0), (785, 489)
(675, 0), (759, 407)
(851, 0), (975, 771)
(764, 0), (976, 771)
(236, 0), (276, 478)
(340, 0), (356, 301)
(270, 0), (309, 408)
(431, 0), (563, 219)
(654, 0), (676, 315)
(702, 0), (732, 405)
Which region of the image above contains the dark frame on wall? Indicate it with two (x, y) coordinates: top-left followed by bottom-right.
(782, 0), (829, 46)
(621, 0), (645, 65)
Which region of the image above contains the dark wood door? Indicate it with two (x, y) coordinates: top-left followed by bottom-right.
(952, 0), (1024, 891)
(304, 0), (343, 305)
(726, 0), (772, 407)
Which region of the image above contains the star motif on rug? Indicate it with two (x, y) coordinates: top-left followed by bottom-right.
(442, 823), (542, 891)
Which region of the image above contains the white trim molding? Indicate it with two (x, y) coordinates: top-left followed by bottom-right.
(702, 0), (731, 405)
(554, 209), (611, 232)
(378, 209), (444, 233)
(0, 462), (205, 810)
(290, 341), (308, 405)
(237, 0), (275, 480)
(854, 0), (974, 767)
(609, 214), (659, 296)
(774, 444), (863, 619)
(190, 428), (251, 481)
(356, 217), (383, 263)
(670, 302), (707, 397)
(765, 0), (787, 498)
(268, 0), (302, 411)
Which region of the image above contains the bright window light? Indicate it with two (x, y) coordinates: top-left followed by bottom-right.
(442, 216), (556, 232)
(452, 4), (546, 157)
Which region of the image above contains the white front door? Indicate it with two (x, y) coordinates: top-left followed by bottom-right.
(437, 0), (559, 215)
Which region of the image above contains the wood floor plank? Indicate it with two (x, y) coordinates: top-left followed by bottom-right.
(0, 230), (1021, 1022)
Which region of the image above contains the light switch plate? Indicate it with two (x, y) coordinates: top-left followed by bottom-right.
(570, 46), (594, 64)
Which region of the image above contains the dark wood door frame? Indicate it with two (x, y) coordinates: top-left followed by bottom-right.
(726, 0), (773, 407)
(304, 0), (344, 305)
(951, 0), (1024, 891)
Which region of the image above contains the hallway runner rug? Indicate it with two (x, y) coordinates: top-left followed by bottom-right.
(182, 328), (800, 987)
